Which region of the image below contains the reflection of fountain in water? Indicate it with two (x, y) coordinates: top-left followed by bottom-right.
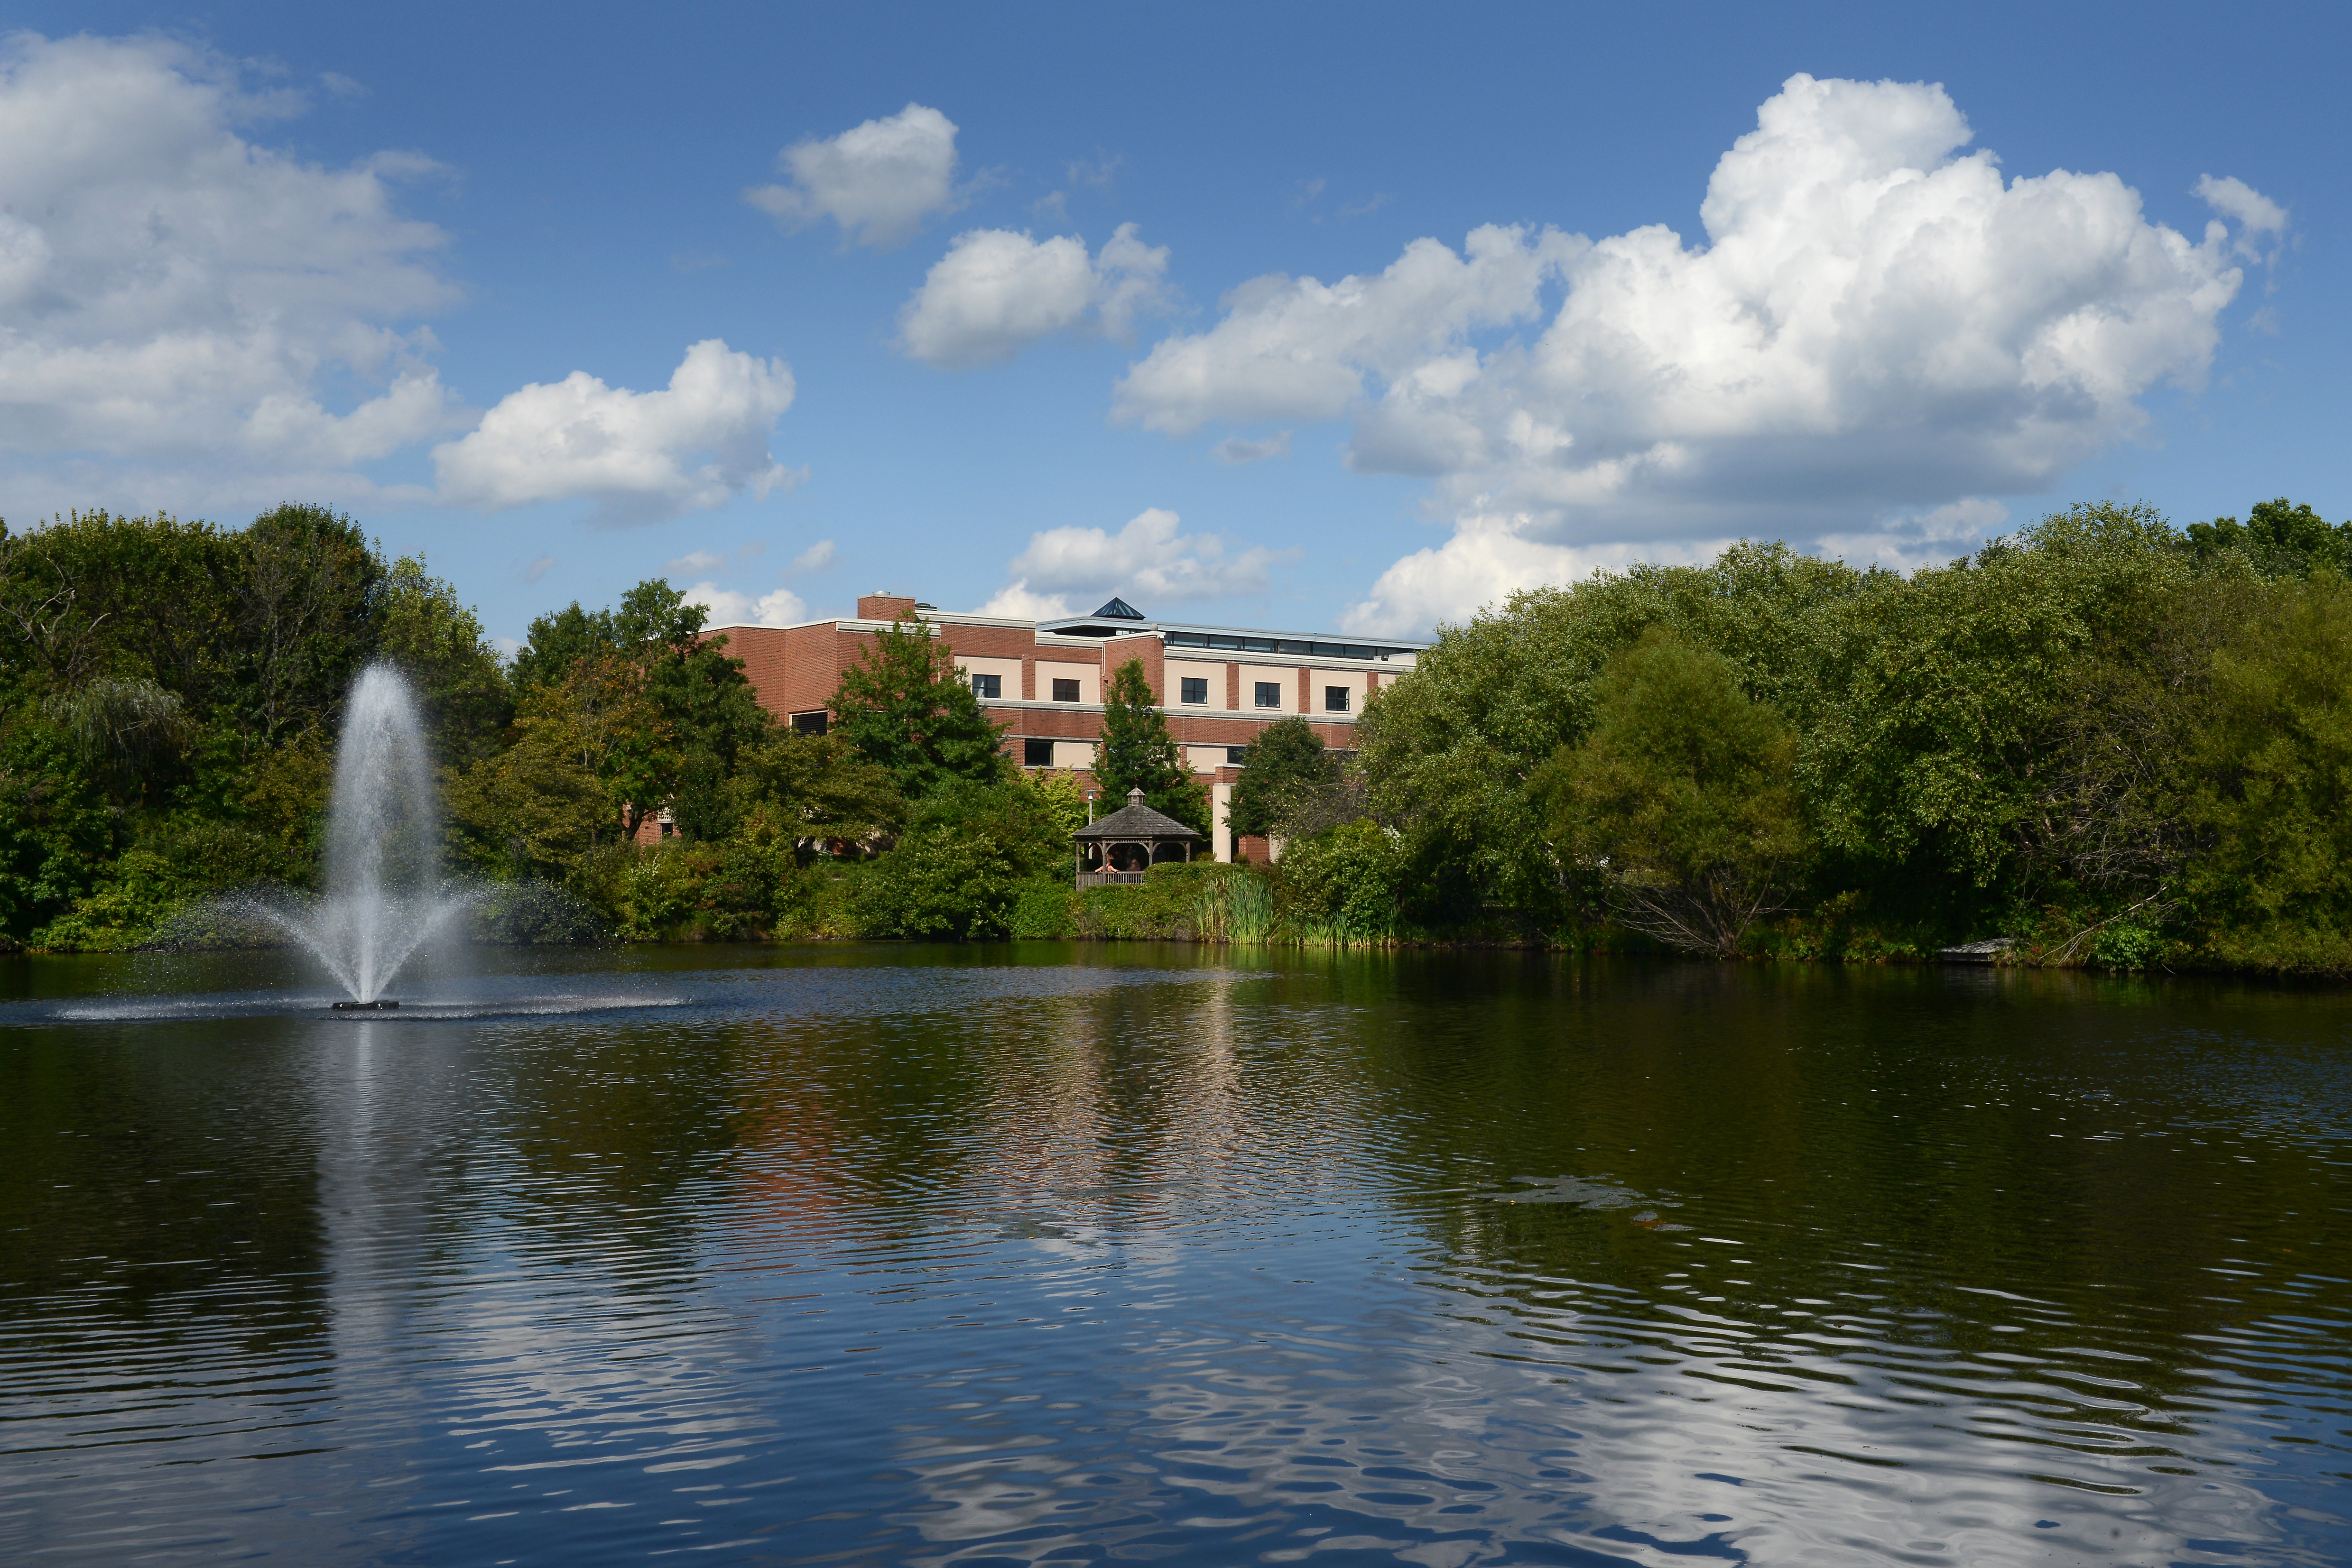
(236, 665), (475, 1002)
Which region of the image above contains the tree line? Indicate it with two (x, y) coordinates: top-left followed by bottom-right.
(1, 497), (2346, 973)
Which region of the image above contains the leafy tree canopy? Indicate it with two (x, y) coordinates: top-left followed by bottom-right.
(1094, 659), (1207, 835)
(2184, 498), (2350, 576)
(826, 615), (1008, 797)
(375, 554), (512, 763)
(1228, 715), (1338, 839)
(1534, 627), (1809, 956)
(732, 730), (906, 851)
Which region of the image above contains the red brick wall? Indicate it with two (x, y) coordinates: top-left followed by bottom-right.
(1102, 633), (1162, 701)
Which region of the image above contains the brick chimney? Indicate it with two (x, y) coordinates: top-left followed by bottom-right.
(856, 592), (919, 622)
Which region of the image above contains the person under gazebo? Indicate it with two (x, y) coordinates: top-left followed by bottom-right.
(1073, 788), (1201, 885)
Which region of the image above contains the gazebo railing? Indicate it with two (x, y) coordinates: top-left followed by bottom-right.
(1076, 870), (1149, 887)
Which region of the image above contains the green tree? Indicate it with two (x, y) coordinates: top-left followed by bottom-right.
(374, 553), (512, 763)
(2177, 571), (2352, 973)
(538, 652), (676, 839)
(1356, 540), (1880, 922)
(853, 779), (1074, 939)
(853, 822), (1025, 939)
(1228, 715), (1338, 839)
(2184, 498), (2351, 576)
(510, 601), (616, 692)
(827, 615), (1008, 796)
(1535, 627), (1809, 956)
(732, 730), (905, 852)
(447, 687), (616, 881)
(1094, 659), (1207, 834)
(235, 504), (381, 742)
(510, 580), (768, 837)
(1019, 768), (1090, 843)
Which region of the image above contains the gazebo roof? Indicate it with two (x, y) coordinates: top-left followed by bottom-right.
(1074, 789), (1200, 840)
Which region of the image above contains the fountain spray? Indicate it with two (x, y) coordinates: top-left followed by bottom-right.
(257, 665), (475, 1005)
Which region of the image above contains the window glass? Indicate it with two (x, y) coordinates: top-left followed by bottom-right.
(1179, 676), (1208, 704)
(1324, 686), (1351, 712)
(1051, 678), (1080, 702)
(971, 673), (1001, 699)
(1226, 746), (1250, 764)
(791, 711), (827, 735)
(1022, 738), (1054, 767)
(1254, 681), (1282, 708)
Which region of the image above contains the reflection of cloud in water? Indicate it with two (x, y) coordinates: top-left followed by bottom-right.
(875, 1276), (2286, 1567)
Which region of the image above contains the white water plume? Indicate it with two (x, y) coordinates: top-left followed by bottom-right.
(243, 665), (475, 1001)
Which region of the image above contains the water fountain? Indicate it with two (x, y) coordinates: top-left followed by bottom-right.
(250, 664), (475, 1007)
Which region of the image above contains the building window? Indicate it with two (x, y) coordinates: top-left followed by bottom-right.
(971, 673), (1001, 699)
(1179, 676), (1208, 705)
(1023, 738), (1055, 767)
(791, 711), (827, 735)
(1325, 685), (1351, 712)
(1226, 746), (1250, 765)
(1254, 681), (1282, 708)
(1052, 677), (1080, 702)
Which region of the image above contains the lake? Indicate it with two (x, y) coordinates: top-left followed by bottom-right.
(1, 945), (2347, 1565)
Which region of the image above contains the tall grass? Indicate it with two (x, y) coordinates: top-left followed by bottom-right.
(1192, 869), (1275, 942)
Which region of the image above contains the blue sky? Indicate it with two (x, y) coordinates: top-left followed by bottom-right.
(3, 2), (2344, 647)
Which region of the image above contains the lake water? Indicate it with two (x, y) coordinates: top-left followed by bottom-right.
(2, 945), (2347, 1566)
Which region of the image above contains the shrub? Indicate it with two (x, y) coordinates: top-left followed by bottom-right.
(853, 823), (1023, 939)
(1009, 877), (1075, 938)
(472, 880), (609, 944)
(1275, 822), (1405, 943)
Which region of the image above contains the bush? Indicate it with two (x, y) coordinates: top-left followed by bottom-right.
(472, 880), (609, 945)
(2092, 920), (2165, 970)
(1074, 861), (1259, 940)
(1009, 877), (1076, 938)
(1277, 821), (1406, 942)
(572, 839), (783, 942)
(853, 824), (1023, 939)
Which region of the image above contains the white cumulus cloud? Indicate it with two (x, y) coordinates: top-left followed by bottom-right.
(675, 535), (835, 627)
(685, 582), (809, 629)
(976, 507), (1294, 618)
(1115, 223), (1582, 434)
(433, 340), (800, 527)
(1120, 74), (2277, 635)
(0, 32), (463, 502)
(897, 223), (1174, 369)
(744, 102), (962, 249)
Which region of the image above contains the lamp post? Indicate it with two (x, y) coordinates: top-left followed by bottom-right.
(1084, 788), (1097, 823)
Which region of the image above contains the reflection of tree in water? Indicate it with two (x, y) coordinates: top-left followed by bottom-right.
(0, 1013), (330, 1351)
(1360, 955), (2352, 1527)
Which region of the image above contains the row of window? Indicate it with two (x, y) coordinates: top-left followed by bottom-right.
(978, 672), (1353, 712)
(1019, 739), (1268, 768)
(971, 673), (1083, 702)
(1162, 630), (1401, 661)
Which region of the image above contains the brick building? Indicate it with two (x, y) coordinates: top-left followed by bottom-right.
(710, 592), (1426, 861)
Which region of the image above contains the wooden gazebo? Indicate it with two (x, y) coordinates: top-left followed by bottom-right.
(1074, 789), (1200, 886)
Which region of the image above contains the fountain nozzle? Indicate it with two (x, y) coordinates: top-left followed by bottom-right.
(331, 999), (400, 1011)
